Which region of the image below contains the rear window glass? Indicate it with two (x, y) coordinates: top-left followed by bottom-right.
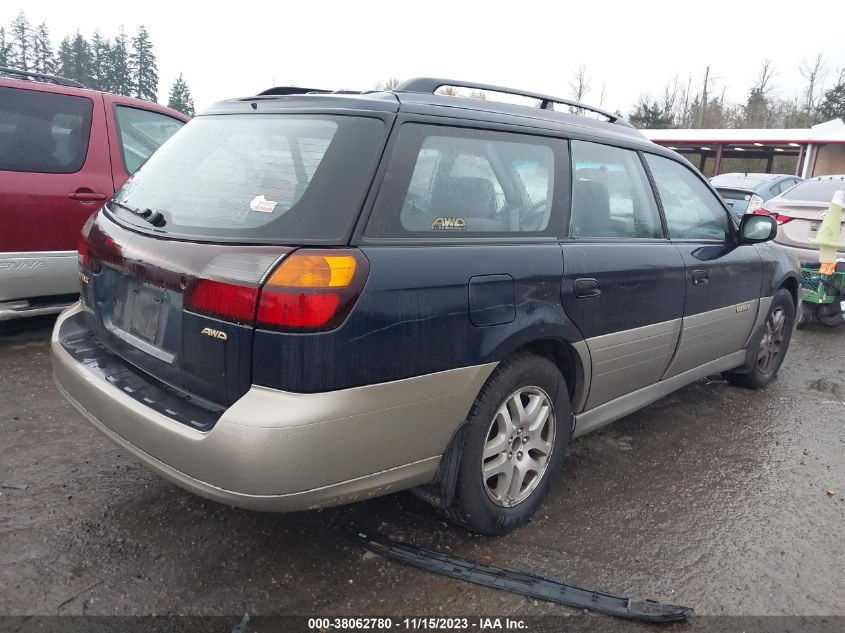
(111, 114), (386, 243)
(115, 106), (185, 174)
(0, 86), (93, 173)
(715, 188), (752, 216)
(366, 124), (562, 238)
(781, 178), (845, 202)
(709, 174), (768, 189)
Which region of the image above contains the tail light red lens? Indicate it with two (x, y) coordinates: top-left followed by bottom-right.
(77, 234), (102, 273)
(771, 213), (793, 225)
(751, 207), (769, 216)
(257, 249), (369, 331)
(187, 279), (259, 324)
(257, 291), (341, 328)
(77, 234), (90, 269)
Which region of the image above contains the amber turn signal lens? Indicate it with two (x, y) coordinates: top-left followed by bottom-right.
(266, 253), (357, 288)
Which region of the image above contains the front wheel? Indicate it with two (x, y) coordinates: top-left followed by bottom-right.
(443, 353), (570, 535)
(724, 288), (795, 389)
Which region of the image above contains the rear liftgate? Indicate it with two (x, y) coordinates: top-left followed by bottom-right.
(359, 533), (693, 623)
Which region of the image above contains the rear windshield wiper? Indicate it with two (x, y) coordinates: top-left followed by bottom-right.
(109, 200), (167, 228)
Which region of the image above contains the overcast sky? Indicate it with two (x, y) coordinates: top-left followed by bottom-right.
(8, 1), (845, 116)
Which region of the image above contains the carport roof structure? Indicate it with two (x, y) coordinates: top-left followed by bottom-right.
(641, 119), (845, 178)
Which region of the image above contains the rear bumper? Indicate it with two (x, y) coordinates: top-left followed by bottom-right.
(51, 303), (495, 511)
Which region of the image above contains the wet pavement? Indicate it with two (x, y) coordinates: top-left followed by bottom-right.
(1, 316), (843, 619)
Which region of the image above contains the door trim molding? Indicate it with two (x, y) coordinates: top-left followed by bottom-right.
(573, 349), (746, 438)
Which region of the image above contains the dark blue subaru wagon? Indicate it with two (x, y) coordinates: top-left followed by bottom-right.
(52, 78), (800, 534)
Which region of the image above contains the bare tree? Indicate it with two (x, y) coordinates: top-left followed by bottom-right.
(697, 65), (711, 128)
(800, 54), (825, 126)
(469, 90), (488, 100)
(744, 60), (776, 128)
(680, 75), (693, 127)
(374, 77), (401, 91)
(753, 59), (776, 95)
(436, 86), (459, 96)
(569, 65), (591, 102)
(660, 76), (680, 122)
(597, 82), (606, 108)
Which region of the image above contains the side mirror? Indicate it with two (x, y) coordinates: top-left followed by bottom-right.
(740, 213), (777, 243)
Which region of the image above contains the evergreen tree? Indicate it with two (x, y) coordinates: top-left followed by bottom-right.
(167, 73), (194, 116)
(0, 27), (10, 67)
(9, 11), (33, 70)
(90, 31), (111, 90)
(129, 25), (158, 102)
(55, 36), (73, 79)
(108, 27), (132, 96)
(628, 97), (673, 129)
(818, 71), (845, 122)
(56, 31), (94, 86)
(32, 22), (54, 75)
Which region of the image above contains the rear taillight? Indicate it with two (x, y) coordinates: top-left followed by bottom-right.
(184, 249), (369, 332)
(77, 234), (102, 273)
(77, 233), (90, 269)
(257, 249), (369, 331)
(752, 207), (792, 224)
(747, 194), (764, 210)
(187, 279), (260, 324)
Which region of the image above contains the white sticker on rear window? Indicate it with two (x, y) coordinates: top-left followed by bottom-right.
(249, 195), (278, 213)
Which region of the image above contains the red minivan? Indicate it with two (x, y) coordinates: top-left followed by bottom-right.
(0, 68), (189, 321)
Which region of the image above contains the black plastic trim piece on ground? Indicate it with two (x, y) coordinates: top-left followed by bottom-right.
(358, 532), (693, 623)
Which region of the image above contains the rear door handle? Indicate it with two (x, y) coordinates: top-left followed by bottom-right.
(69, 189), (107, 202)
(692, 269), (709, 286)
(573, 278), (601, 298)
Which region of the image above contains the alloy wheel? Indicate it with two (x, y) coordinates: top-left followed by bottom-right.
(481, 386), (555, 507)
(757, 306), (786, 374)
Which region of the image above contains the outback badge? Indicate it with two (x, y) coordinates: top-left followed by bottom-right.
(201, 327), (228, 341)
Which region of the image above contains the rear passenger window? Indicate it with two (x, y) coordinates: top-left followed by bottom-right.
(645, 153), (730, 241)
(366, 124), (560, 237)
(569, 141), (663, 239)
(115, 106), (185, 174)
(0, 86), (93, 174)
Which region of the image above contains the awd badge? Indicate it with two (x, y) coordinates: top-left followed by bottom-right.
(201, 327), (228, 341)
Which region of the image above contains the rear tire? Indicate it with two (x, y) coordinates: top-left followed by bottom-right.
(443, 353), (570, 536)
(724, 288), (795, 390)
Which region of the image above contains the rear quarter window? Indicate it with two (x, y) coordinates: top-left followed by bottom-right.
(0, 86), (93, 174)
(365, 124), (566, 238)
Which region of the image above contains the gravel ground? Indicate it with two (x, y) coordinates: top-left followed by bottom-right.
(1, 316), (843, 622)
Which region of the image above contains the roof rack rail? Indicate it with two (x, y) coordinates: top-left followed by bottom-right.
(0, 66), (86, 88)
(397, 77), (633, 128)
(258, 86), (334, 96)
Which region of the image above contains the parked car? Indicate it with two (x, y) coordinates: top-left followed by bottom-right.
(752, 174), (845, 262)
(52, 78), (799, 535)
(0, 67), (189, 321)
(710, 172), (802, 219)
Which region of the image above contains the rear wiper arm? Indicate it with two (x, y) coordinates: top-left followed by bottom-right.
(109, 200), (167, 228)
